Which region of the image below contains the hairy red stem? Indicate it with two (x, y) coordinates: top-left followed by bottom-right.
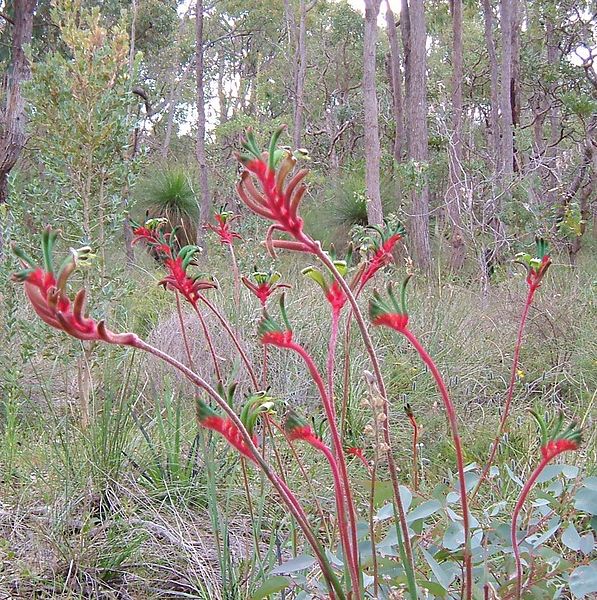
(131, 336), (344, 599)
(327, 309), (340, 417)
(309, 240), (418, 598)
(199, 294), (259, 388)
(401, 327), (472, 600)
(190, 302), (223, 384)
(288, 340), (360, 597)
(474, 285), (536, 498)
(510, 454), (549, 600)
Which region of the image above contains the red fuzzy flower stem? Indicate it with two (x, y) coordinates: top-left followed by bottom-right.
(309, 436), (354, 590)
(510, 454), (550, 600)
(311, 240), (418, 599)
(287, 340), (360, 597)
(401, 327), (472, 600)
(198, 294), (259, 389)
(228, 243), (241, 317)
(327, 309), (341, 416)
(190, 302), (223, 384)
(129, 336), (344, 600)
(407, 410), (420, 492)
(474, 285), (536, 499)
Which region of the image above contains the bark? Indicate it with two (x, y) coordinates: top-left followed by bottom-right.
(481, 0), (500, 168)
(0, 0), (36, 259)
(499, 0), (514, 182)
(195, 0), (211, 247)
(363, 0), (384, 225)
(385, 0), (405, 163)
(446, 0), (465, 271)
(511, 0), (522, 172)
(293, 0), (307, 149)
(402, 0), (431, 270)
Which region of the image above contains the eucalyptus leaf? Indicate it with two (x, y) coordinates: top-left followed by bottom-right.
(407, 499), (442, 523)
(421, 547), (454, 590)
(575, 488), (597, 515)
(270, 555), (317, 575)
(561, 523), (582, 551)
(569, 561), (597, 598)
(250, 576), (291, 600)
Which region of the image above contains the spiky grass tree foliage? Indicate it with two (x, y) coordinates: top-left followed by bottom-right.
(135, 165), (199, 249)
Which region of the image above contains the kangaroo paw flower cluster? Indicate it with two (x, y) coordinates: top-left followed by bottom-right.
(236, 126), (315, 254)
(358, 220), (405, 288)
(514, 237), (551, 291)
(257, 294), (294, 348)
(12, 228), (136, 345)
(369, 277), (411, 333)
(205, 206), (242, 246)
(242, 268), (289, 307)
(132, 219), (216, 306)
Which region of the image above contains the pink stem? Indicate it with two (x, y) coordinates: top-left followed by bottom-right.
(190, 302), (223, 384)
(130, 336), (343, 598)
(262, 345), (268, 389)
(327, 309), (340, 417)
(474, 285), (537, 498)
(288, 341), (360, 597)
(228, 243), (241, 318)
(511, 455), (549, 600)
(401, 327), (472, 600)
(309, 240), (417, 595)
(309, 437), (353, 585)
(199, 294), (259, 388)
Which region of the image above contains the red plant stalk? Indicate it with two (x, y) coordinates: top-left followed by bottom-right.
(327, 308), (341, 416)
(474, 284), (535, 497)
(190, 302), (223, 384)
(510, 415), (580, 600)
(13, 243), (344, 599)
(310, 244), (418, 599)
(286, 341), (360, 595)
(130, 338), (345, 599)
(197, 294), (259, 388)
(400, 328), (472, 600)
(228, 242), (241, 319)
(405, 404), (420, 492)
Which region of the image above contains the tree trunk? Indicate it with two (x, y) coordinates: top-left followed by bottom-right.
(0, 0), (36, 259)
(446, 0), (465, 271)
(499, 0), (514, 182)
(481, 0), (500, 169)
(363, 0), (384, 225)
(195, 0), (211, 247)
(385, 0), (405, 163)
(293, 0), (307, 149)
(402, 0), (431, 270)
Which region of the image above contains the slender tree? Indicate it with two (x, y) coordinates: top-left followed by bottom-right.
(363, 0), (384, 225)
(0, 0), (36, 258)
(195, 0), (211, 246)
(385, 0), (405, 163)
(446, 0), (465, 271)
(401, 0), (431, 270)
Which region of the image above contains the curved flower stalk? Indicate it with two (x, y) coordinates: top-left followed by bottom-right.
(475, 239), (553, 497)
(242, 268), (290, 308)
(235, 126), (317, 255)
(302, 247), (357, 405)
(405, 403), (420, 492)
(284, 410), (359, 594)
(370, 277), (473, 600)
(258, 296), (360, 597)
(510, 411), (581, 600)
(205, 206), (243, 315)
(356, 219), (405, 290)
(236, 132), (416, 598)
(12, 229), (344, 600)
